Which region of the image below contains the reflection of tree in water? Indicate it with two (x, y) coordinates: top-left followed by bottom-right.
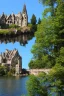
(0, 33), (34, 46)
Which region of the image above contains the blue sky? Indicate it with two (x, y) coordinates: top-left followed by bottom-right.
(0, 0), (45, 69)
(0, 0), (45, 22)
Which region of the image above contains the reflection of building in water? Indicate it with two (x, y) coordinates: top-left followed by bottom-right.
(0, 4), (28, 27)
(0, 33), (34, 46)
(0, 49), (22, 74)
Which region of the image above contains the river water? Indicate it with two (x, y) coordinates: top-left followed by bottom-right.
(0, 76), (28, 96)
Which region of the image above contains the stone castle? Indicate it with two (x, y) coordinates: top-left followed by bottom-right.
(0, 49), (22, 75)
(0, 4), (28, 27)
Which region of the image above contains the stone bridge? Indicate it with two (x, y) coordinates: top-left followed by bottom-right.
(27, 69), (51, 75)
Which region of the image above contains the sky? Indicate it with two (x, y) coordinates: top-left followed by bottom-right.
(0, 0), (45, 69)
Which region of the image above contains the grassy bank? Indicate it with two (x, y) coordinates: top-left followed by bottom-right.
(0, 26), (31, 35)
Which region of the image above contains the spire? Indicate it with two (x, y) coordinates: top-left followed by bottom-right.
(22, 4), (27, 13)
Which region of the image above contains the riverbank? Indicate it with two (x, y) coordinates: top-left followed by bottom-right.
(0, 73), (29, 78)
(0, 26), (33, 35)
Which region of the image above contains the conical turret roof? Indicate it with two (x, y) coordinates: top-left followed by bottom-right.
(22, 4), (27, 13)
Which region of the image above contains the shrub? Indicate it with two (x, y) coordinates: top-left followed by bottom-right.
(9, 24), (19, 28)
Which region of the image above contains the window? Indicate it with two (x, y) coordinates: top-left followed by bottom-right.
(14, 21), (15, 24)
(10, 21), (11, 23)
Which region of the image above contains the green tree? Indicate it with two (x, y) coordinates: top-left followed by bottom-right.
(28, 0), (64, 95)
(53, 0), (64, 56)
(48, 64), (64, 96)
(56, 47), (64, 66)
(39, 0), (56, 16)
(31, 14), (37, 25)
(38, 18), (41, 24)
(0, 65), (6, 76)
(10, 67), (15, 74)
(29, 17), (56, 68)
(30, 14), (37, 31)
(29, 0), (64, 69)
(27, 75), (48, 96)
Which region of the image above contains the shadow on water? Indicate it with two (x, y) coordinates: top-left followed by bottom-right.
(0, 32), (34, 46)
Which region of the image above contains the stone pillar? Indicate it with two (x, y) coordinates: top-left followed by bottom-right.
(15, 58), (22, 75)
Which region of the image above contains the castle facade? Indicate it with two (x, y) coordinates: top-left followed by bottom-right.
(0, 4), (28, 27)
(0, 49), (22, 75)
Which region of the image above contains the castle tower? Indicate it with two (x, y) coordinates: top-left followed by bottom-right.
(18, 12), (22, 26)
(22, 4), (27, 13)
(22, 4), (28, 27)
(15, 56), (22, 75)
(12, 13), (15, 24)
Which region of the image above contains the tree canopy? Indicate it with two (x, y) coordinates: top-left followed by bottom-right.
(29, 0), (64, 69)
(27, 0), (64, 95)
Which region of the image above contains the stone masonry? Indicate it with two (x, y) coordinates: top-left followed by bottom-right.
(0, 49), (22, 74)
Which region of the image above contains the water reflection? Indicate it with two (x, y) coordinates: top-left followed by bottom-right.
(0, 33), (34, 46)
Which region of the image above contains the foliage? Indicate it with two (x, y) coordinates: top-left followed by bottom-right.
(31, 24), (37, 32)
(48, 64), (64, 95)
(28, 23), (32, 28)
(39, 0), (57, 16)
(7, 67), (15, 76)
(29, 54), (55, 69)
(27, 75), (48, 96)
(56, 47), (64, 66)
(29, 17), (56, 68)
(9, 24), (19, 28)
(7, 71), (12, 76)
(27, 65), (64, 96)
(0, 29), (15, 35)
(10, 67), (15, 74)
(0, 29), (10, 34)
(0, 65), (6, 76)
(0, 23), (9, 29)
(30, 14), (37, 31)
(27, 0), (64, 95)
(38, 18), (41, 24)
(29, 0), (64, 69)
(0, 65), (16, 76)
(31, 14), (37, 25)
(0, 28), (18, 35)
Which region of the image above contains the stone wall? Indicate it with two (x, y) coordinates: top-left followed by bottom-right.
(27, 69), (51, 75)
